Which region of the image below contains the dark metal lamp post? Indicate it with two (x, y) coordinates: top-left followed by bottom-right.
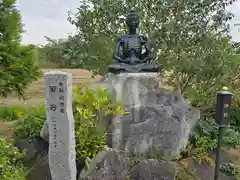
(214, 91), (232, 180)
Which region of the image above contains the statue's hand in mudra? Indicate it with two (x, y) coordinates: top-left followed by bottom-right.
(129, 50), (139, 65)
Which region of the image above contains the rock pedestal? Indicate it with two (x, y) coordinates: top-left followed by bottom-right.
(79, 147), (176, 180)
(96, 73), (200, 159)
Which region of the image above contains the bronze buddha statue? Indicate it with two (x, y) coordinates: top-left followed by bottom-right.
(108, 10), (159, 73)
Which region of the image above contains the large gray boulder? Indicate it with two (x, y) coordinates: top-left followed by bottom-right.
(79, 147), (176, 180)
(79, 147), (129, 180)
(130, 159), (176, 180)
(96, 73), (200, 159)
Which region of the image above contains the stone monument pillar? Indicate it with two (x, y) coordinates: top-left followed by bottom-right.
(44, 71), (76, 180)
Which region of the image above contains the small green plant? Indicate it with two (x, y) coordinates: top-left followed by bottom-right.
(0, 106), (25, 122)
(188, 118), (240, 165)
(220, 163), (240, 180)
(0, 138), (26, 180)
(188, 119), (217, 165)
(175, 168), (191, 180)
(73, 86), (126, 167)
(13, 105), (46, 142)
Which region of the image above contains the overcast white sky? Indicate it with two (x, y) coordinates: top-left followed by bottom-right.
(16, 0), (79, 45)
(16, 0), (240, 45)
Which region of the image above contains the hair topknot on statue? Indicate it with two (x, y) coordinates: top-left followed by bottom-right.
(127, 9), (138, 18)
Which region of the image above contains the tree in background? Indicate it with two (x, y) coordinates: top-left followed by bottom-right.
(36, 36), (74, 68)
(0, 0), (41, 99)
(231, 41), (240, 104)
(68, 0), (239, 107)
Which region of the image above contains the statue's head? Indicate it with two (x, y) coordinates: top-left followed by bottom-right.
(126, 10), (139, 31)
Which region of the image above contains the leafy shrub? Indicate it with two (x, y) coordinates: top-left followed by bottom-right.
(73, 86), (126, 166)
(186, 118), (240, 164)
(13, 105), (46, 142)
(0, 106), (25, 122)
(0, 138), (26, 180)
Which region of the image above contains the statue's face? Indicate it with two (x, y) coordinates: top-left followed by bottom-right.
(126, 14), (139, 29)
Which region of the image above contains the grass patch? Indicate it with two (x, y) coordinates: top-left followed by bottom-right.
(0, 105), (26, 122)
